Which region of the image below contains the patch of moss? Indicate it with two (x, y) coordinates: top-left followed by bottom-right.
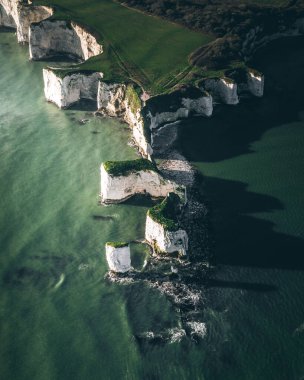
(106, 241), (129, 248)
(103, 159), (157, 177)
(125, 84), (142, 115)
(148, 192), (181, 231)
(143, 85), (205, 116)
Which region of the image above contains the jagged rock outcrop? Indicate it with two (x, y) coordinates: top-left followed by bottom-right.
(247, 70), (264, 97)
(145, 193), (188, 256)
(199, 69), (263, 103)
(200, 77), (239, 105)
(97, 82), (212, 157)
(0, 0), (52, 42)
(29, 19), (102, 60)
(43, 68), (103, 108)
(100, 159), (185, 204)
(145, 214), (188, 256)
(105, 242), (131, 273)
(0, 3), (15, 28)
(242, 18), (304, 60)
(97, 82), (153, 158)
(143, 86), (213, 129)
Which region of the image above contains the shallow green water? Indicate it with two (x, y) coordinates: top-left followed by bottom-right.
(0, 32), (185, 380)
(2, 30), (304, 380)
(0, 30), (225, 380)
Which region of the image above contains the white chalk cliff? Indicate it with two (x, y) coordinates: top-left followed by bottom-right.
(29, 19), (102, 60)
(0, 0), (52, 43)
(105, 243), (131, 273)
(0, 3), (15, 27)
(247, 70), (264, 97)
(100, 163), (183, 204)
(43, 68), (103, 108)
(201, 77), (239, 105)
(146, 93), (213, 130)
(97, 82), (213, 157)
(97, 82), (153, 158)
(145, 214), (188, 256)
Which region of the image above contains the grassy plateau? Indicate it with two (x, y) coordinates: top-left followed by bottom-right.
(33, 0), (214, 94)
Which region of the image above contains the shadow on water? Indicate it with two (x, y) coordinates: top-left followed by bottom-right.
(66, 99), (97, 112)
(118, 194), (160, 208)
(179, 36), (304, 272)
(204, 176), (304, 270)
(181, 36), (304, 164)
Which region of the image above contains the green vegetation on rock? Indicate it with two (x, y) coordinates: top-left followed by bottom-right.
(103, 159), (157, 177)
(33, 0), (214, 94)
(148, 192), (181, 231)
(125, 84), (142, 115)
(106, 241), (129, 248)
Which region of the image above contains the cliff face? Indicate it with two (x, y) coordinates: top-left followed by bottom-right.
(97, 82), (213, 157)
(0, 0), (52, 43)
(105, 243), (131, 273)
(0, 3), (15, 28)
(97, 82), (153, 158)
(29, 19), (102, 60)
(144, 90), (213, 130)
(247, 70), (264, 97)
(200, 77), (239, 105)
(242, 18), (304, 60)
(43, 68), (102, 109)
(100, 164), (182, 204)
(145, 214), (188, 256)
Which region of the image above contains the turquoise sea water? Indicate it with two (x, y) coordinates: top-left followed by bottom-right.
(1, 30), (304, 380)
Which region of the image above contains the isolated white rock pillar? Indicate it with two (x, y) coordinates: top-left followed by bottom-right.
(105, 243), (131, 273)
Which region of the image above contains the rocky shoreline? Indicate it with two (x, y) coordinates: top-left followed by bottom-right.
(104, 120), (214, 343)
(1, 0), (304, 344)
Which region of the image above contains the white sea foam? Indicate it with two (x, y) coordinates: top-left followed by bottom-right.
(167, 328), (186, 343)
(186, 321), (207, 338)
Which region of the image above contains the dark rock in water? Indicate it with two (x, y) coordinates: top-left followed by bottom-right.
(91, 131), (101, 134)
(92, 215), (115, 221)
(3, 267), (44, 287)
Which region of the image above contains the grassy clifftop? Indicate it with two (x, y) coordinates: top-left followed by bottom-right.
(103, 159), (157, 177)
(33, 0), (214, 94)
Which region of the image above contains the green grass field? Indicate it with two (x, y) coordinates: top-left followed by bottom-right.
(33, 0), (214, 94)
